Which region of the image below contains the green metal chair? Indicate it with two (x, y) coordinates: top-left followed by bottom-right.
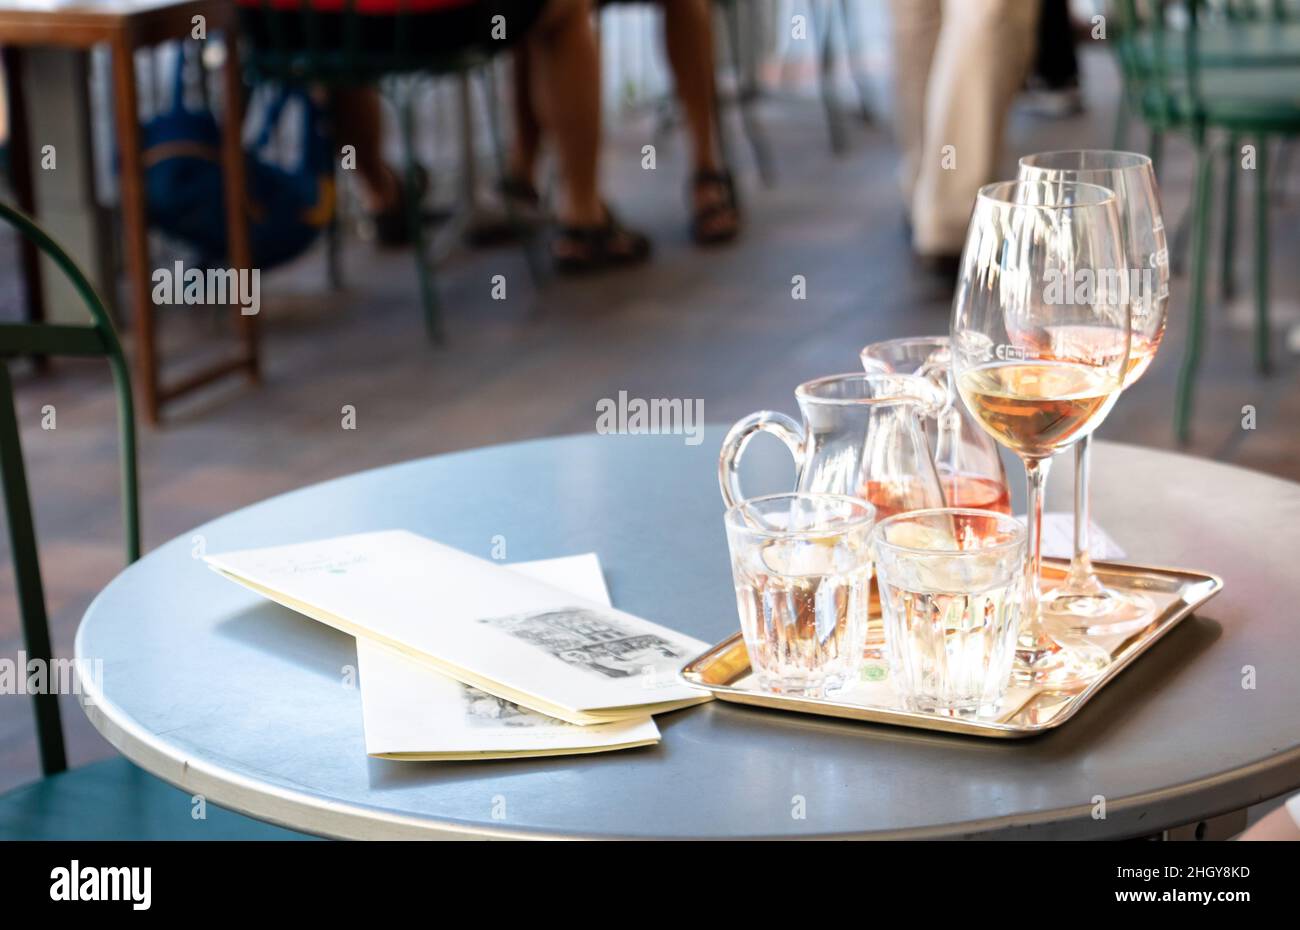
(1196, 1), (1300, 303)
(0, 202), (310, 839)
(1115, 0), (1300, 287)
(1113, 0), (1300, 441)
(243, 0), (542, 343)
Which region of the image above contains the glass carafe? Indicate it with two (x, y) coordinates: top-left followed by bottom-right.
(718, 372), (948, 513)
(860, 336), (1012, 515)
(718, 372), (948, 664)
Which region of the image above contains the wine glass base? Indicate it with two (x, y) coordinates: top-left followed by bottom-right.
(1042, 586), (1155, 639)
(1012, 639), (1109, 690)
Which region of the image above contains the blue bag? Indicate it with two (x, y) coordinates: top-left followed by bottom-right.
(142, 47), (334, 269)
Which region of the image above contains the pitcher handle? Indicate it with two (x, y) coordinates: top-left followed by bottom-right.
(718, 411), (806, 510)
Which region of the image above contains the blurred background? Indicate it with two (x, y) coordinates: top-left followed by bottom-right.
(1, 0), (1298, 790)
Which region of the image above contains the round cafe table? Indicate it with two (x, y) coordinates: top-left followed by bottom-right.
(76, 430), (1300, 839)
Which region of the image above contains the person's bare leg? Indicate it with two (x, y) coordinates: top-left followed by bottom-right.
(660, 0), (737, 241)
(527, 0), (603, 226)
(508, 44), (543, 188)
(330, 86), (399, 212)
(661, 0), (720, 175)
(523, 0), (649, 270)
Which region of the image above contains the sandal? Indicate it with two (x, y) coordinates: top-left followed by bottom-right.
(690, 169), (740, 246)
(551, 207), (651, 275)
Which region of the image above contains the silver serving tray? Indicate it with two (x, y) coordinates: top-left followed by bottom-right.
(680, 558), (1223, 738)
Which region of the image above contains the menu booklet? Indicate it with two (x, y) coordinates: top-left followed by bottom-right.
(357, 555), (660, 760)
(205, 530), (711, 725)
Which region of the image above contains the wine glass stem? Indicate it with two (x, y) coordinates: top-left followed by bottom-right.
(1022, 454), (1051, 642)
(1065, 434), (1103, 595)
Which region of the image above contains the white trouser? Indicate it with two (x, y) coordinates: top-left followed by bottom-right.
(890, 0), (1041, 255)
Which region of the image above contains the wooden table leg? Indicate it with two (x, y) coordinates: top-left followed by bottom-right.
(109, 30), (159, 425)
(218, 13), (259, 383)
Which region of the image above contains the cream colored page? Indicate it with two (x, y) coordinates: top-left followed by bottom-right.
(358, 555), (658, 757)
(206, 531), (710, 715)
(359, 643), (659, 757)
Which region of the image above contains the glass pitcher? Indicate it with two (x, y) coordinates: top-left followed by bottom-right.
(718, 372), (948, 516)
(718, 373), (948, 664)
(860, 336), (1012, 515)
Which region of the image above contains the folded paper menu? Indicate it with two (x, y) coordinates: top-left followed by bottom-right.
(206, 530), (712, 725)
(358, 555), (660, 760)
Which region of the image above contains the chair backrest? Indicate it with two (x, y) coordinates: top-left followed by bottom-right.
(0, 202), (140, 778)
(1220, 0), (1299, 20)
(1114, 0), (1207, 129)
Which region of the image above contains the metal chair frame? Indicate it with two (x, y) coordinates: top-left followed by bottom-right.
(0, 201), (140, 778)
(1113, 0), (1300, 439)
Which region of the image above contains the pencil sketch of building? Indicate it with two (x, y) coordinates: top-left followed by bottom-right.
(460, 684), (562, 728)
(479, 608), (685, 680)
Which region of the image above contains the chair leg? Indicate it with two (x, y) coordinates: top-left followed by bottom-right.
(393, 80), (444, 344)
(1113, 88), (1129, 151)
(1272, 139), (1293, 203)
(326, 193), (345, 291)
(811, 0), (847, 155)
(1169, 199), (1191, 276)
(710, 75), (741, 213)
(478, 64), (545, 290)
(721, 0), (775, 186)
(110, 34), (161, 424)
(838, 0), (872, 123)
(1254, 136), (1271, 375)
(1220, 134), (1238, 301)
(705, 4), (741, 211)
(1167, 138), (1193, 278)
(0, 366), (67, 776)
(1175, 137), (1215, 443)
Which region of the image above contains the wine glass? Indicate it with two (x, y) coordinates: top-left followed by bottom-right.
(860, 336), (1013, 516)
(950, 180), (1132, 687)
(1018, 151), (1169, 636)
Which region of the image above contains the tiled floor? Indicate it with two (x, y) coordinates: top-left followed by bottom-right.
(2, 47), (1297, 794)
